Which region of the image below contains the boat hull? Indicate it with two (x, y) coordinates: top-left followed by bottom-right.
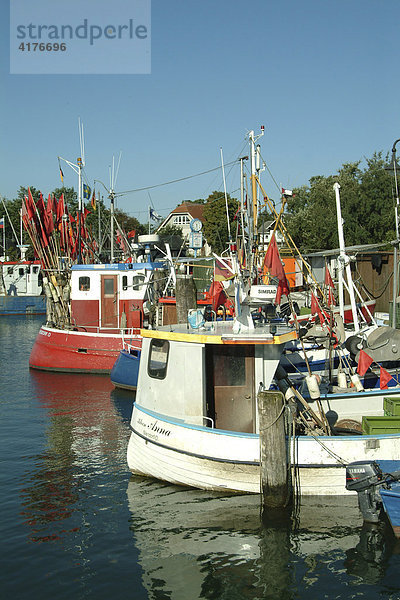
(29, 325), (140, 373)
(0, 294), (46, 316)
(128, 404), (400, 496)
(380, 487), (400, 537)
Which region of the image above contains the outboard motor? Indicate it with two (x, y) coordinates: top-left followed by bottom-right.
(346, 460), (400, 523)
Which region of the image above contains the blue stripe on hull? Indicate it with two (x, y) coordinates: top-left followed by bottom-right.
(0, 295), (46, 315)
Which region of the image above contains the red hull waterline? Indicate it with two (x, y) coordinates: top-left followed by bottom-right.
(29, 326), (141, 374)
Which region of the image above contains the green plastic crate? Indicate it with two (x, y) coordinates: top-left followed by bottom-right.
(384, 397), (400, 417)
(362, 415), (400, 435)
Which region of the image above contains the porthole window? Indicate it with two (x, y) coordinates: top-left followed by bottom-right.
(79, 276), (90, 291)
(148, 338), (169, 380)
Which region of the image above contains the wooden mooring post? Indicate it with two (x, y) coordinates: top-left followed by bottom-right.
(258, 390), (289, 509)
(175, 273), (197, 324)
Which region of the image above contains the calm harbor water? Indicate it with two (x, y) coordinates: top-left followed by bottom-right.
(1, 316), (400, 600)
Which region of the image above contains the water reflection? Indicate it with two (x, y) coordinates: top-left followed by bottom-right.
(20, 370), (129, 544)
(344, 522), (398, 584)
(127, 477), (400, 599)
(110, 387), (135, 423)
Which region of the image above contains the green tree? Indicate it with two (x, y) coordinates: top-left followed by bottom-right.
(114, 208), (146, 237)
(157, 223), (184, 250)
(201, 190), (239, 254)
(285, 153), (395, 251)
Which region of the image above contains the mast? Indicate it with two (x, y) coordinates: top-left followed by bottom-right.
(391, 139), (400, 328)
(58, 119), (86, 265)
(334, 182), (359, 332)
(239, 155), (248, 263)
(110, 189), (115, 262)
(77, 156), (83, 264)
(248, 126), (264, 276)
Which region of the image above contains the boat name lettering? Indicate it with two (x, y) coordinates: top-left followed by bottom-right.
(138, 417), (171, 437)
(39, 329), (50, 337)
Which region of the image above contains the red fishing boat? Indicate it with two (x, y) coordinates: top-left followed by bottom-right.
(29, 259), (169, 373)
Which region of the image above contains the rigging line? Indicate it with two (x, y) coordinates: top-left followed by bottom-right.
(258, 149), (283, 194)
(114, 159), (239, 197)
(243, 148), (282, 197)
(123, 187), (242, 219)
(200, 144), (244, 199)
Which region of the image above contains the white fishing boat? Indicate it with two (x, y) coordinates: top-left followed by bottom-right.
(127, 315), (400, 496)
(127, 130), (400, 497)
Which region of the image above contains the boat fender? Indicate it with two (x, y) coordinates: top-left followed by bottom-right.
(284, 387), (296, 401)
(337, 372), (347, 388)
(62, 284), (71, 302)
(305, 374), (320, 399)
(43, 277), (53, 299)
(48, 281), (59, 303)
(350, 373), (364, 392)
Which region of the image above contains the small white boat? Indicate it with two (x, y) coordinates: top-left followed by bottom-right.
(127, 133), (400, 498)
(127, 316), (400, 496)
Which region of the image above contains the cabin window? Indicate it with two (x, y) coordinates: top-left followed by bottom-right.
(79, 276), (90, 291)
(7, 267), (13, 275)
(104, 278), (114, 295)
(122, 275), (128, 291)
(33, 266), (39, 274)
(132, 275), (145, 291)
(148, 339), (169, 379)
(19, 268), (24, 276)
(213, 347), (246, 387)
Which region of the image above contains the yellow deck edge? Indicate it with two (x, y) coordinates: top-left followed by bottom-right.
(140, 328), (297, 345)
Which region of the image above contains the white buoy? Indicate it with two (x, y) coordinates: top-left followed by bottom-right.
(306, 374), (321, 399)
(350, 373), (364, 392)
(338, 372), (347, 388)
(285, 387), (296, 401)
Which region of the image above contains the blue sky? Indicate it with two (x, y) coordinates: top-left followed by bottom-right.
(1, 0), (399, 224)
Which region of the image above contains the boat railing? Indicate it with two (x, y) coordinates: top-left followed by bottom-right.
(123, 339), (142, 354)
(203, 416), (214, 428)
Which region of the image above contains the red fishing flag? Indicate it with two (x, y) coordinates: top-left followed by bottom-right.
(214, 258), (235, 282)
(25, 193), (35, 221)
(27, 188), (37, 221)
(56, 194), (65, 224)
(311, 291), (327, 325)
(45, 194), (54, 235)
(324, 266), (336, 306)
(311, 291), (319, 315)
(263, 234), (290, 304)
(36, 192), (45, 218)
(127, 230), (136, 239)
(380, 367), (392, 390)
(357, 349), (373, 376)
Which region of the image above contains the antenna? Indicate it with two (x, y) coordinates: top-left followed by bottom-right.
(220, 147), (231, 241)
(114, 151), (122, 189)
(78, 118), (85, 166)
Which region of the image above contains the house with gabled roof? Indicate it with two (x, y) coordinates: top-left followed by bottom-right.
(157, 202), (211, 256)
